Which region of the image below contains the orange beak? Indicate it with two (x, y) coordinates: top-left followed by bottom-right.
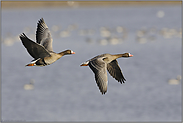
(80, 64), (88, 66)
(129, 54), (133, 57)
(25, 63), (35, 66)
(72, 52), (75, 54)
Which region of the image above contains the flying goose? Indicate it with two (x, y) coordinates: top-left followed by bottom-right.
(20, 18), (75, 66)
(80, 53), (133, 94)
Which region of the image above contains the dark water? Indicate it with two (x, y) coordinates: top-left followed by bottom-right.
(2, 5), (181, 122)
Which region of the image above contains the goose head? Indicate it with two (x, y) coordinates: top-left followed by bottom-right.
(62, 50), (75, 55)
(122, 53), (133, 57)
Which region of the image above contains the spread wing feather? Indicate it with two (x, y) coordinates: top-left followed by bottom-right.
(20, 33), (51, 59)
(36, 18), (53, 52)
(88, 57), (108, 94)
(107, 60), (126, 84)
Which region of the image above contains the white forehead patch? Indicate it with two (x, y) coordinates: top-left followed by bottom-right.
(80, 61), (89, 66)
(31, 58), (40, 63)
(71, 50), (74, 53)
(83, 61), (89, 64)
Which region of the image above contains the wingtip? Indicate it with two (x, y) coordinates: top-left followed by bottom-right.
(119, 78), (126, 84)
(39, 18), (44, 23)
(37, 18), (44, 25)
(19, 33), (26, 38)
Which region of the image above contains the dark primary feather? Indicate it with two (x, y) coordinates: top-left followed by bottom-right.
(20, 33), (51, 59)
(36, 18), (53, 52)
(107, 60), (126, 84)
(88, 58), (108, 94)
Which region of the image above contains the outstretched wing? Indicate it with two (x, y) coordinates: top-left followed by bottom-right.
(107, 60), (126, 84)
(36, 18), (53, 52)
(20, 33), (51, 59)
(88, 57), (108, 94)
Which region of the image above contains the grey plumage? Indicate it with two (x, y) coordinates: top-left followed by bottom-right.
(107, 60), (126, 83)
(88, 57), (108, 94)
(20, 33), (51, 60)
(81, 53), (133, 94)
(20, 18), (75, 66)
(36, 18), (53, 52)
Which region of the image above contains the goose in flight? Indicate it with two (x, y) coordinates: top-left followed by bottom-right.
(80, 53), (133, 94)
(20, 18), (75, 66)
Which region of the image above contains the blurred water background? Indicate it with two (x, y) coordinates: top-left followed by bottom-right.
(1, 1), (182, 122)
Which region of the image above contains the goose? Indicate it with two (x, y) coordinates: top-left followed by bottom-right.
(20, 18), (75, 67)
(80, 53), (133, 94)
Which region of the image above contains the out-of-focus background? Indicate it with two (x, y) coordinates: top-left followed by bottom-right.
(1, 1), (182, 122)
